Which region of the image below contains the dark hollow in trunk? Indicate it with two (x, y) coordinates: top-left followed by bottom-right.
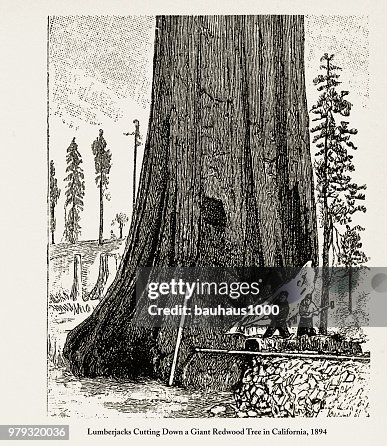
(64, 15), (318, 381)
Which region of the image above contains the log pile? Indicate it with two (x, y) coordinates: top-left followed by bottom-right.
(249, 335), (364, 355)
(234, 356), (369, 417)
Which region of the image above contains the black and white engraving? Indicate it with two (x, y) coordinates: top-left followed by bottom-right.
(48, 15), (370, 418)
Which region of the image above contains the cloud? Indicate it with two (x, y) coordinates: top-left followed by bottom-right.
(49, 16), (155, 127)
(305, 16), (369, 106)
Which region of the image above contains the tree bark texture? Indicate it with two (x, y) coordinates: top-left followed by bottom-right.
(64, 15), (318, 380)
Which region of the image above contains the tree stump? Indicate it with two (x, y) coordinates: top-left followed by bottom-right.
(88, 253), (109, 301)
(69, 254), (82, 301)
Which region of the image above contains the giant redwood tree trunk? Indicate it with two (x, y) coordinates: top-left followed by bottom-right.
(64, 15), (318, 381)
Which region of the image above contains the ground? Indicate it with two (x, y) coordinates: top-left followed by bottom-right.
(48, 240), (370, 418)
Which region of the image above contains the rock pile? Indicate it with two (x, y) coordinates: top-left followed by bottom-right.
(234, 357), (369, 417)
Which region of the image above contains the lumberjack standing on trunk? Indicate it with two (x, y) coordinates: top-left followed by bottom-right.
(263, 291), (291, 339)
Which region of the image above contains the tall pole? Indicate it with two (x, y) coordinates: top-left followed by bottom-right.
(169, 291), (189, 386)
(132, 119), (140, 212)
(124, 120), (141, 214)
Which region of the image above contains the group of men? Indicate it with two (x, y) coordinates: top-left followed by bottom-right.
(262, 291), (319, 339)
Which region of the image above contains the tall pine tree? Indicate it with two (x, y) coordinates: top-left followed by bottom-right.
(64, 137), (85, 244)
(92, 129), (112, 245)
(338, 225), (367, 312)
(49, 160), (61, 244)
(311, 54), (366, 332)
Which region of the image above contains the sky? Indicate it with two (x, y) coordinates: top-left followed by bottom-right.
(48, 15), (378, 263)
(49, 16), (155, 242)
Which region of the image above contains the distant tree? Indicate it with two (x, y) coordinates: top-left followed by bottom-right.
(112, 212), (129, 239)
(64, 137), (85, 244)
(92, 129), (112, 245)
(338, 224), (367, 312)
(49, 160), (61, 244)
(311, 53), (366, 333)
